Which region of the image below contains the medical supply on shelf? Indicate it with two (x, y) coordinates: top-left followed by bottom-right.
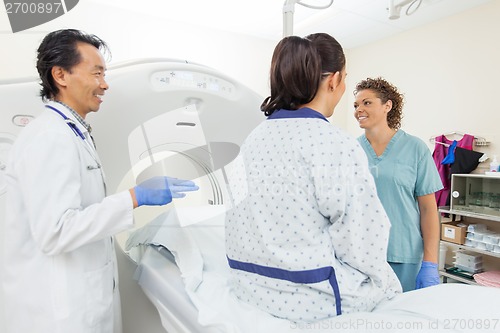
(453, 250), (483, 274)
(441, 221), (468, 244)
(439, 243), (447, 270)
(473, 271), (500, 287)
(467, 224), (488, 233)
(464, 225), (500, 254)
(490, 155), (499, 172)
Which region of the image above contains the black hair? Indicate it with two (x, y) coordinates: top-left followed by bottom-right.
(36, 29), (110, 101)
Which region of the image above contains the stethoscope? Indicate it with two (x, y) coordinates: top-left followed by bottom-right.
(45, 105), (102, 172)
(45, 105), (86, 140)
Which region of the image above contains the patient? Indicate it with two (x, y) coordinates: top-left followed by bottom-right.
(225, 33), (401, 324)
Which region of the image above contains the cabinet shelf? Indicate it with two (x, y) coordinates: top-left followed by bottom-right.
(439, 206), (500, 223)
(439, 270), (478, 285)
(439, 173), (500, 287)
(440, 240), (500, 259)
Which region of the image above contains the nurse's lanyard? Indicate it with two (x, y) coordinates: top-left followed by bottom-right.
(227, 256), (342, 315)
(45, 105), (86, 140)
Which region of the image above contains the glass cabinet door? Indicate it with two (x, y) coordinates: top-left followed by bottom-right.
(451, 174), (500, 218)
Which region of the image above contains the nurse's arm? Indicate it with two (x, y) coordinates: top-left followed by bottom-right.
(418, 193), (440, 264)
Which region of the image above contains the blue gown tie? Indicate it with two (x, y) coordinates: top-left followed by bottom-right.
(227, 256), (342, 315)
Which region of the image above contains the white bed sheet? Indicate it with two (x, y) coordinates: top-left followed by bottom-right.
(131, 207), (500, 333)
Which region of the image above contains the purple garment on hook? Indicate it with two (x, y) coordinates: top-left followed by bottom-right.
(432, 134), (474, 208)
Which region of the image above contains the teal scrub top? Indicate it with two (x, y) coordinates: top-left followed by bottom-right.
(358, 130), (443, 264)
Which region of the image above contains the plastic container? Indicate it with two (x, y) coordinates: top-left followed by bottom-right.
(473, 232), (484, 241)
(455, 251), (482, 265)
(439, 243), (447, 270)
(465, 239), (478, 248)
(476, 242), (487, 250)
(483, 233), (499, 244)
(490, 155), (499, 172)
(453, 262), (483, 274)
(454, 251), (483, 273)
(467, 224), (488, 233)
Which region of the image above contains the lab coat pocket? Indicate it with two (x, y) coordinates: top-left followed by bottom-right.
(84, 260), (114, 328)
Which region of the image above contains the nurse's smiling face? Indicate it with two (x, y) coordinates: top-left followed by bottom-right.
(52, 42), (109, 119)
(353, 89), (392, 130)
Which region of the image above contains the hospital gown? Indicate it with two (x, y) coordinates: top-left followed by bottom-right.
(225, 108), (402, 323)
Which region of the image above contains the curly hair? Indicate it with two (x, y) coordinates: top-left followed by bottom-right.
(353, 77), (404, 130)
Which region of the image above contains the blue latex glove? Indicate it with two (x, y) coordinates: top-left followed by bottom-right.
(415, 261), (440, 289)
(134, 176), (199, 207)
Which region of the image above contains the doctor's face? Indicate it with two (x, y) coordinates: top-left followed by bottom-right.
(62, 42), (109, 118)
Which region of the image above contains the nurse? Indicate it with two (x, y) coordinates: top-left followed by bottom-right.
(225, 33), (401, 324)
(2, 29), (198, 333)
(353, 77), (443, 292)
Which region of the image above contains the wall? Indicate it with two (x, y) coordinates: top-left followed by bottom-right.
(344, 0), (500, 171)
(0, 2), (276, 97)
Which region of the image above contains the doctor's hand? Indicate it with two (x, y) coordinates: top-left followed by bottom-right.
(415, 261), (440, 289)
(131, 176), (199, 208)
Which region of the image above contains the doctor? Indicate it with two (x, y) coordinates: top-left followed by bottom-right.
(1, 29), (198, 333)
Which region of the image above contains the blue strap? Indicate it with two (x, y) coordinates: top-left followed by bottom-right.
(441, 140), (457, 165)
(45, 105), (86, 140)
(227, 256), (342, 315)
(267, 107), (329, 122)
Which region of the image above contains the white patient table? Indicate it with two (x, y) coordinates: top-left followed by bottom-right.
(127, 207), (500, 333)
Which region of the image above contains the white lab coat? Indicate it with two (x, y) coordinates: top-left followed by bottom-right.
(2, 102), (134, 333)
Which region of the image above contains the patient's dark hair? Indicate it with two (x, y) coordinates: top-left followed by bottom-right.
(260, 33), (345, 116)
(36, 29), (110, 101)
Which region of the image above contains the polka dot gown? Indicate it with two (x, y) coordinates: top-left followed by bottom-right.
(225, 117), (402, 323)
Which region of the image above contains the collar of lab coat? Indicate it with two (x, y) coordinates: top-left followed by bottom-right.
(45, 101), (90, 138)
(45, 101), (98, 155)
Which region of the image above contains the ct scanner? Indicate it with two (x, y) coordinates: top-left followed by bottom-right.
(2, 59), (500, 333)
(0, 58), (265, 333)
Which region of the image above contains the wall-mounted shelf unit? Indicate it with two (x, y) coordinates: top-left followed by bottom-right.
(438, 174), (500, 285)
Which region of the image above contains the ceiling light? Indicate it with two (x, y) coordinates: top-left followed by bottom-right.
(283, 0), (334, 37)
(388, 0), (422, 20)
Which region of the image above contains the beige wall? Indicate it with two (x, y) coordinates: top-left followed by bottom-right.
(342, 0), (500, 172)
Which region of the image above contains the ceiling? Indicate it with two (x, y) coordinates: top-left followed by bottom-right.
(0, 0), (493, 48)
(92, 0), (494, 48)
